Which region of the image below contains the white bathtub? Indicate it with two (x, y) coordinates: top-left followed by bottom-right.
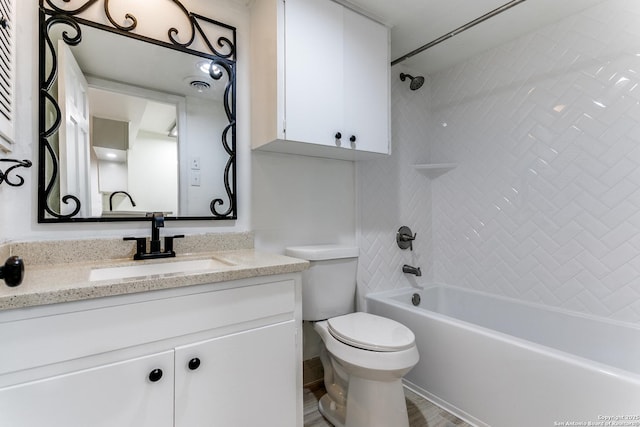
(366, 285), (640, 427)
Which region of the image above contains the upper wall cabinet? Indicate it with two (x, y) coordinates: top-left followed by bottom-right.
(251, 0), (390, 161)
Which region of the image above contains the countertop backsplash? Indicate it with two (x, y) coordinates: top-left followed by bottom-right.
(7, 232), (254, 266)
(0, 244), (9, 263)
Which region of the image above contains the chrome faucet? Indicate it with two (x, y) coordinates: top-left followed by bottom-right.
(124, 212), (184, 260)
(109, 191), (136, 211)
(402, 264), (422, 277)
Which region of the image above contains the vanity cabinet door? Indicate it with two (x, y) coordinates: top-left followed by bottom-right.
(0, 350), (174, 427)
(175, 320), (298, 427)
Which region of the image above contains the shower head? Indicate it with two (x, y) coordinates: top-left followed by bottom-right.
(400, 73), (425, 91)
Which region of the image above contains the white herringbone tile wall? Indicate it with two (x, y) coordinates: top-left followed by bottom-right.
(356, 67), (433, 309)
(358, 0), (640, 324)
(431, 0), (640, 323)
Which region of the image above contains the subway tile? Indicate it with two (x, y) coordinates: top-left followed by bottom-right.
(358, 0), (640, 324)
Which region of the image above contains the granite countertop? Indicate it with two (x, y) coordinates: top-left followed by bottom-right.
(0, 233), (309, 311)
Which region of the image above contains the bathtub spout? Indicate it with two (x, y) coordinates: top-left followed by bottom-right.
(402, 264), (422, 276)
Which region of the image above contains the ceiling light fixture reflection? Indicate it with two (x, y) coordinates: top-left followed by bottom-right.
(168, 122), (178, 138)
(190, 80), (211, 93)
(197, 61), (223, 79)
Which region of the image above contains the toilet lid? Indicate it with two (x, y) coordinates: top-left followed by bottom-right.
(327, 312), (415, 352)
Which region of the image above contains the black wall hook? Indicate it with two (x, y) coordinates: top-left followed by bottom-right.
(0, 256), (24, 287)
(0, 159), (32, 187)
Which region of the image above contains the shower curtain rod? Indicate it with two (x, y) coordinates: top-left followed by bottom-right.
(391, 0), (528, 66)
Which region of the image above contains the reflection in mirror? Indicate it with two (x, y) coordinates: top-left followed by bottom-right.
(91, 89), (179, 218)
(38, 0), (236, 222)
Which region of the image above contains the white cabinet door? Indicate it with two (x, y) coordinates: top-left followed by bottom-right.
(343, 8), (390, 154)
(284, 0), (389, 154)
(0, 351), (174, 427)
(175, 321), (298, 427)
(285, 0), (344, 147)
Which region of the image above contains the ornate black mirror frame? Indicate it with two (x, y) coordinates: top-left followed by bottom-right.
(38, 0), (237, 223)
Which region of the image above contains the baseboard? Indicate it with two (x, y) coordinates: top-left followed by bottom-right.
(303, 356), (324, 388)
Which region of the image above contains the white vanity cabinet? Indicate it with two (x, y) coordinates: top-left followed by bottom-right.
(251, 0), (390, 160)
(0, 275), (302, 427)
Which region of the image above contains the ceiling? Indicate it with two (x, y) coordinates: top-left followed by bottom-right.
(54, 24), (228, 154)
(339, 0), (607, 74)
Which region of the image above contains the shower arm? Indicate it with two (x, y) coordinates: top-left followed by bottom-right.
(391, 0), (527, 66)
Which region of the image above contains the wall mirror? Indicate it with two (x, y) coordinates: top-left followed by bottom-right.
(38, 0), (237, 222)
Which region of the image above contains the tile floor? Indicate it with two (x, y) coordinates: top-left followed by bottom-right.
(303, 384), (473, 427)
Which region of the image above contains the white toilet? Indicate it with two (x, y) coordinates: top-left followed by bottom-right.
(285, 245), (419, 427)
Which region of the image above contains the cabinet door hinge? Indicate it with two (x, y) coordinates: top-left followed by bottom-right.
(283, 120), (286, 134)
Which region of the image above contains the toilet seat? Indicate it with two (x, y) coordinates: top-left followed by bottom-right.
(327, 312), (415, 352)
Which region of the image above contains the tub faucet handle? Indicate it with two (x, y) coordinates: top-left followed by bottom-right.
(399, 231), (416, 241)
(397, 226), (417, 250)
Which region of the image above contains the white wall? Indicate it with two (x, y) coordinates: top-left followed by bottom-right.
(252, 151), (356, 254)
(358, 0), (640, 325)
(97, 160), (128, 193)
(181, 97), (229, 217)
(128, 131), (178, 214)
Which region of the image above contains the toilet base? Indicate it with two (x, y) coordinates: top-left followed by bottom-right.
(345, 377), (409, 427)
(318, 394), (346, 427)
(318, 378), (410, 427)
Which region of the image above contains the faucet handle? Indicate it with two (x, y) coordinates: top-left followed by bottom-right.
(396, 226), (417, 250)
(163, 235), (184, 254)
(398, 231), (417, 241)
(124, 237), (147, 260)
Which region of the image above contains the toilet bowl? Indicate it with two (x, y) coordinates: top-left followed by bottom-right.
(284, 245), (420, 427)
(314, 313), (419, 427)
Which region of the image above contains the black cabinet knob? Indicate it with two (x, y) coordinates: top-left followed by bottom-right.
(148, 369), (163, 382)
(188, 358), (201, 371)
(0, 256), (24, 287)
(335, 132), (342, 139)
(350, 135), (357, 143)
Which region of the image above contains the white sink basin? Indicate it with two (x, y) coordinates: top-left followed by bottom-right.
(89, 258), (234, 282)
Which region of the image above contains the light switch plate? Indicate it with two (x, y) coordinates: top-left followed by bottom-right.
(190, 157), (200, 170)
(190, 170), (201, 186)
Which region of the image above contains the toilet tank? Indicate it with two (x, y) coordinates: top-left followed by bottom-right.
(285, 245), (359, 321)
